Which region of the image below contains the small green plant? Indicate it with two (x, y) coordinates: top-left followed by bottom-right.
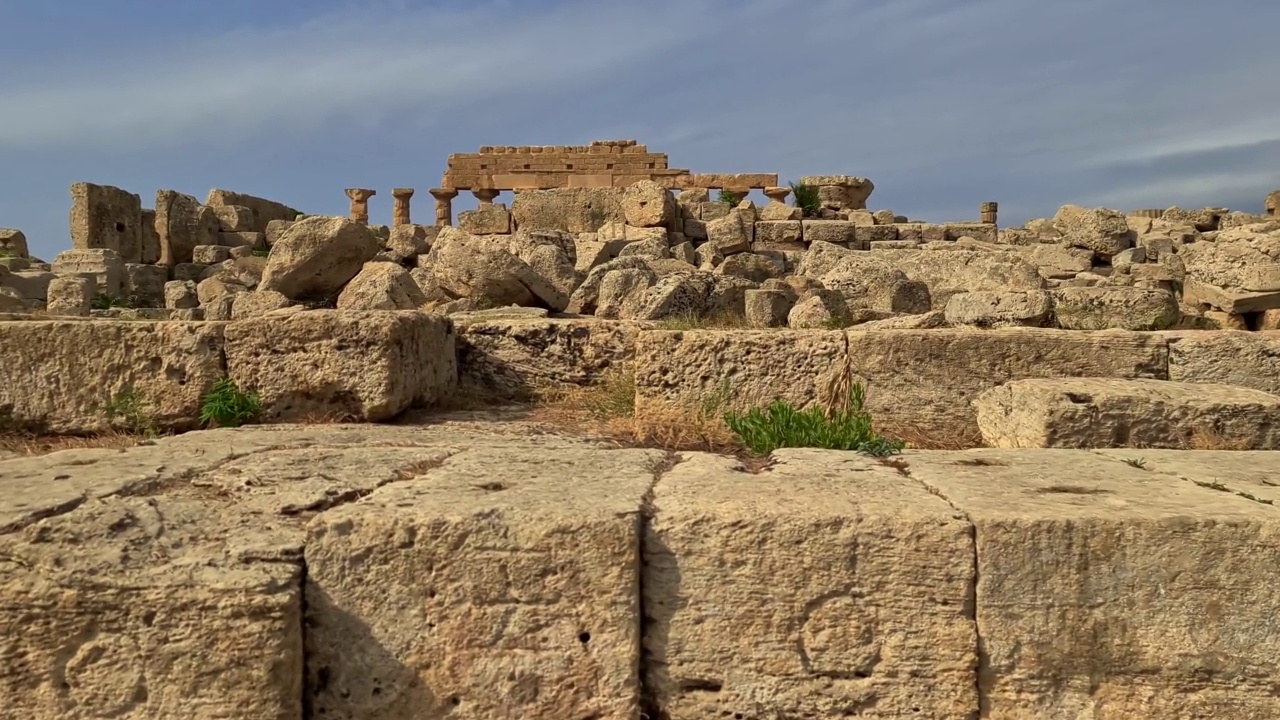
(0, 248), (13, 259)
(717, 189), (741, 205)
(1122, 457), (1148, 469)
(252, 247), (270, 257)
(90, 293), (128, 310)
(104, 386), (158, 437)
(199, 378), (261, 428)
(789, 182), (821, 217)
(724, 383), (903, 456)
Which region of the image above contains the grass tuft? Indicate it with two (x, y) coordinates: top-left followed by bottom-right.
(199, 378), (261, 428)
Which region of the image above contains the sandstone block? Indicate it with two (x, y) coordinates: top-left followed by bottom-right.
(156, 190), (219, 266)
(45, 276), (93, 316)
(459, 203), (512, 235)
(258, 216), (380, 302)
(1158, 330), (1280, 395)
(305, 445), (659, 718)
(205, 189), (301, 233)
(944, 290), (1052, 327)
(510, 188), (623, 233)
(1053, 205), (1134, 257)
(164, 280), (199, 309)
(336, 261), (429, 311)
(0, 228), (28, 258)
(910, 450), (1280, 719)
(192, 244), (231, 264)
(705, 209), (753, 254)
(854, 224), (899, 245)
(211, 204), (255, 232)
(229, 290), (292, 319)
(976, 377), (1280, 449)
(171, 262), (207, 282)
(224, 310), (456, 421)
(0, 320), (226, 433)
(125, 263), (168, 308)
(753, 219), (802, 246)
(801, 219), (858, 248)
(51, 248), (126, 298)
(743, 287), (792, 327)
(621, 179), (676, 227)
(943, 222), (998, 243)
(1052, 286), (1179, 330)
(0, 269), (53, 301)
(264, 219), (295, 246)
(69, 182), (143, 262)
(646, 451), (976, 718)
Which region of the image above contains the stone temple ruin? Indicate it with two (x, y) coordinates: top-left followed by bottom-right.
(2, 140), (1280, 718)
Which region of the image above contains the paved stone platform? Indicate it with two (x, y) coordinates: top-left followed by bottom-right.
(2, 420), (1278, 719)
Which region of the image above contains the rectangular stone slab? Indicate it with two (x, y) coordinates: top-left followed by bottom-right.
(907, 448), (1280, 719)
(0, 494), (303, 720)
(645, 450), (977, 718)
(304, 443), (663, 719)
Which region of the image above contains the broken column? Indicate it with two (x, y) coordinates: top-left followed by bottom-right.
(980, 201), (998, 225)
(391, 188), (414, 227)
(429, 188), (458, 227)
(344, 188), (376, 225)
(763, 187), (791, 205)
(798, 175), (874, 211)
(472, 188), (499, 206)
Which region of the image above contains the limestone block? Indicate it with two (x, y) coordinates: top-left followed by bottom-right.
(853, 224), (899, 245)
(0, 492), (303, 720)
(1052, 286), (1180, 330)
(336, 261), (429, 311)
(156, 190), (219, 266)
(801, 219), (857, 248)
(211, 204), (255, 232)
(454, 316), (645, 397)
(645, 451), (976, 718)
(205, 188), (301, 233)
(164, 280), (199, 309)
(192, 244), (231, 264)
(620, 179), (676, 227)
(224, 310), (457, 421)
(0, 228), (28, 258)
(125, 263), (168, 308)
(458, 203), (512, 235)
(305, 445), (660, 718)
(836, 328), (1169, 440)
(1158, 330), (1280, 395)
(634, 330), (848, 416)
(139, 209), (161, 264)
(943, 222), (998, 243)
(264, 219), (295, 247)
(0, 320), (226, 433)
(509, 188), (623, 233)
(258, 216), (381, 302)
(944, 290), (1052, 327)
(45, 276), (93, 316)
(1053, 205), (1135, 257)
(230, 290), (292, 319)
(742, 288), (793, 328)
(0, 269), (54, 301)
(69, 182), (143, 262)
(698, 201), (732, 221)
(910, 450), (1280, 719)
(975, 377), (1280, 449)
(51, 248), (126, 298)
(753, 220), (802, 247)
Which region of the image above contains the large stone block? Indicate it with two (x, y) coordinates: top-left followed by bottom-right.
(975, 377), (1280, 449)
(68, 182), (143, 263)
(633, 329), (848, 416)
(0, 320), (226, 433)
(156, 190), (219, 266)
(645, 451), (976, 718)
(1159, 330), (1280, 395)
(510, 188), (624, 234)
(841, 328), (1168, 440)
(910, 450), (1280, 719)
(224, 310), (456, 421)
(205, 189), (301, 233)
(51, 248), (126, 298)
(455, 315), (645, 398)
(304, 444), (659, 719)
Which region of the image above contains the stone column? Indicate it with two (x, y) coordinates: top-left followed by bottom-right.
(429, 188), (459, 227)
(763, 187), (791, 205)
(980, 201), (998, 225)
(344, 188), (376, 225)
(391, 188), (414, 227)
(473, 188), (500, 206)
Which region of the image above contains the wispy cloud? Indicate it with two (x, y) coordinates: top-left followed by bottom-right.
(2, 0), (1280, 260)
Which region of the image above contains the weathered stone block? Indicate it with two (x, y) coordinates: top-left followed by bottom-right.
(0, 228), (28, 258)
(124, 263), (168, 308)
(943, 222), (998, 243)
(801, 219), (858, 248)
(753, 220), (802, 246)
(69, 182), (143, 263)
(171, 262), (208, 283)
(976, 377), (1280, 449)
(192, 245), (231, 264)
(205, 189), (301, 233)
(646, 451), (976, 718)
(911, 450), (1280, 719)
(211, 204), (255, 232)
(853, 224), (899, 245)
(305, 445), (658, 718)
(164, 280), (199, 309)
(459, 204), (512, 235)
(139, 208), (161, 264)
(224, 310), (456, 421)
(0, 320), (227, 433)
(45, 276), (93, 316)
(156, 190), (218, 266)
(52, 248), (126, 298)
(1158, 330), (1280, 395)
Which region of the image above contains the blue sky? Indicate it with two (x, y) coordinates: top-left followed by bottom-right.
(3, 0), (1280, 260)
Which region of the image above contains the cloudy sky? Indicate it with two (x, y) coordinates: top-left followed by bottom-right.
(3, 0), (1279, 260)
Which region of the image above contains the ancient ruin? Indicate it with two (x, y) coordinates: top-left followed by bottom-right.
(3, 142), (1280, 718)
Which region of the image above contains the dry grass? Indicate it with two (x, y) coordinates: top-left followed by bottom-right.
(654, 309), (752, 331)
(526, 364), (745, 455)
(0, 429), (147, 457)
(1183, 427), (1255, 451)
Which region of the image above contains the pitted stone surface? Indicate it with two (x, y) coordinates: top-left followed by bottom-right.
(2, 424), (1279, 719)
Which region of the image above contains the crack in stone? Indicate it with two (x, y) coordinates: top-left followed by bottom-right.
(638, 449), (683, 720)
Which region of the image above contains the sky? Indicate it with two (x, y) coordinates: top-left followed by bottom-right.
(2, 0), (1280, 261)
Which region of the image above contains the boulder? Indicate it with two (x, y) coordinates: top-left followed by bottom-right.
(336, 262), (429, 311)
(0, 228), (28, 258)
(1052, 286), (1179, 330)
(258, 216), (380, 302)
(1053, 205), (1134, 257)
(620, 180), (676, 227)
(945, 290), (1052, 327)
(426, 227), (569, 312)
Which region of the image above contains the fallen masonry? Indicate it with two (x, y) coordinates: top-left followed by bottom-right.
(2, 421), (1279, 719)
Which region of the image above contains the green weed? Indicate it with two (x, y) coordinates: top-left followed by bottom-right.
(199, 378), (261, 428)
(789, 182), (821, 217)
(104, 386), (158, 437)
(90, 293), (128, 310)
(724, 382), (903, 456)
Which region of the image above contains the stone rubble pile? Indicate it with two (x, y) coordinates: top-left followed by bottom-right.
(3, 176), (1280, 333)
